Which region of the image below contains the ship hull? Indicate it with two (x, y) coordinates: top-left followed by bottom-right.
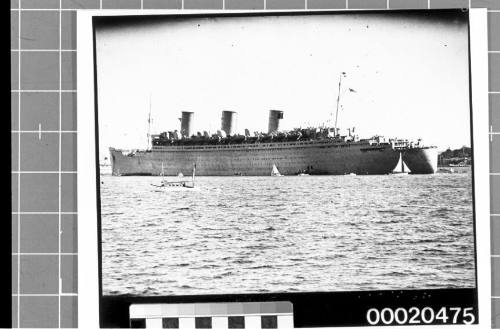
(402, 147), (438, 174)
(109, 141), (404, 176)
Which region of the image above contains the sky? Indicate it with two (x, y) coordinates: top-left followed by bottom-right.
(95, 11), (470, 159)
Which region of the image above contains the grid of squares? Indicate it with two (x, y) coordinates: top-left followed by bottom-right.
(9, 0), (500, 327)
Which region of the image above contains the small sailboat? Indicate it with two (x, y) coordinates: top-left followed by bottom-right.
(271, 164), (283, 177)
(392, 153), (409, 175)
(151, 163), (196, 188)
(437, 167), (455, 174)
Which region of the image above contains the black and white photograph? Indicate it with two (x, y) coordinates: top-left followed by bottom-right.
(80, 8), (490, 328)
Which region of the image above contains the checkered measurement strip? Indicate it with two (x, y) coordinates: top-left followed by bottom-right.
(129, 302), (294, 328)
(10, 0), (500, 327)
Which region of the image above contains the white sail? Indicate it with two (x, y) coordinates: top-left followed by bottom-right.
(191, 163), (196, 185)
(393, 153), (410, 173)
(271, 164), (282, 176)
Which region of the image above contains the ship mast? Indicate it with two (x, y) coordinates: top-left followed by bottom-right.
(334, 72), (345, 136)
(147, 94), (152, 150)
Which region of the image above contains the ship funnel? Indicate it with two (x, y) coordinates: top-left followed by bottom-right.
(221, 111), (237, 136)
(268, 110), (284, 134)
(180, 111), (194, 138)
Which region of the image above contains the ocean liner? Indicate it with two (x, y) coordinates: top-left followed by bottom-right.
(108, 72), (438, 176)
(108, 108), (437, 177)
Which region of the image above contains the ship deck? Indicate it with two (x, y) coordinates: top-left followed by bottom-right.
(148, 139), (378, 152)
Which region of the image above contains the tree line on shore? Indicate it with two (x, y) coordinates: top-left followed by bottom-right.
(438, 146), (471, 166)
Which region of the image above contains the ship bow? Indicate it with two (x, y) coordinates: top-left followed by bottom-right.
(402, 147), (438, 174)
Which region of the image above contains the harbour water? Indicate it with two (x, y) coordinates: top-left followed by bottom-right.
(100, 173), (475, 296)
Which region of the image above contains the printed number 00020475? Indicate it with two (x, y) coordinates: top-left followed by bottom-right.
(366, 307), (475, 325)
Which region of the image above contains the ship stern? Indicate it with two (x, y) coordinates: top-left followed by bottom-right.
(109, 147), (122, 176)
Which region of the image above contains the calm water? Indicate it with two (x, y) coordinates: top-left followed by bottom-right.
(101, 173), (475, 296)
